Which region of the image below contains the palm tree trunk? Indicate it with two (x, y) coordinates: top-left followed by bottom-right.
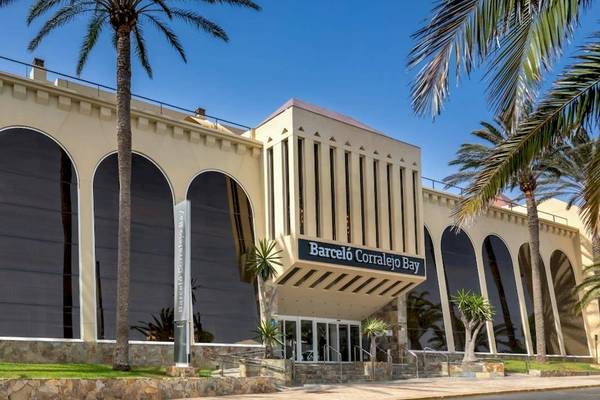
(593, 233), (600, 263)
(523, 188), (547, 362)
(113, 26), (133, 371)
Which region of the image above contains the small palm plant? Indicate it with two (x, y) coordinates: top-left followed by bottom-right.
(255, 320), (281, 359)
(452, 290), (495, 363)
(246, 239), (282, 322)
(362, 318), (389, 363)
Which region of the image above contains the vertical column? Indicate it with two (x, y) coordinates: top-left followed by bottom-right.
(543, 253), (566, 355)
(413, 169), (425, 256)
(397, 294), (408, 351)
(304, 137), (316, 237)
(379, 162), (390, 250)
(390, 164), (402, 252)
(78, 172), (96, 342)
(511, 250), (534, 355)
(434, 239), (455, 352)
(335, 147), (346, 242)
(350, 152), (363, 244)
(475, 241), (497, 354)
(320, 142), (333, 240)
(364, 157), (377, 247)
(404, 169), (416, 254)
(288, 135), (299, 235)
(272, 142), (285, 237)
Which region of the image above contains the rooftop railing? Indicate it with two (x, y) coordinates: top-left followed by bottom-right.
(0, 55), (252, 131)
(422, 176), (569, 226)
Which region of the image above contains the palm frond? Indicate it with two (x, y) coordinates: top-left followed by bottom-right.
(170, 8), (228, 41)
(455, 36), (600, 226)
(133, 25), (153, 78)
(28, 3), (91, 51)
(76, 13), (107, 75)
(582, 140), (600, 235)
(27, 0), (65, 24)
(145, 14), (186, 62)
(200, 0), (261, 10)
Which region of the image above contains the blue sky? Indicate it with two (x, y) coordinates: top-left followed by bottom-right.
(0, 1), (599, 180)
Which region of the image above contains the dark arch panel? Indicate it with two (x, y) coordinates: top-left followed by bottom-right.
(550, 250), (588, 355)
(94, 154), (174, 340)
(482, 235), (526, 353)
(0, 127), (79, 338)
(187, 171), (259, 344)
(441, 227), (488, 352)
(407, 227), (446, 350)
(518, 244), (560, 354)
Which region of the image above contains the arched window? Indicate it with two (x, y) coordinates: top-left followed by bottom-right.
(0, 127), (79, 338)
(407, 227), (446, 350)
(187, 172), (259, 344)
(482, 235), (526, 353)
(94, 154), (174, 341)
(550, 250), (588, 355)
(441, 227), (488, 352)
(517, 244), (560, 354)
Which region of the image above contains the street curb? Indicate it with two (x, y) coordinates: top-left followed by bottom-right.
(414, 382), (600, 399)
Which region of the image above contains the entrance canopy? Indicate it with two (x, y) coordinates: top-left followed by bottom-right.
(275, 237), (426, 321)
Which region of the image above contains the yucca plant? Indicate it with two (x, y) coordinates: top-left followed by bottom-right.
(362, 317), (389, 363)
(24, 0), (260, 371)
(255, 320), (281, 359)
(452, 289), (495, 363)
(246, 238), (282, 322)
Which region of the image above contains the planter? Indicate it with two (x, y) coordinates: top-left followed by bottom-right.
(441, 361), (505, 378)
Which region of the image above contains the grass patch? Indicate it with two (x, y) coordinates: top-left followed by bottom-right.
(504, 359), (597, 374)
(0, 363), (214, 379)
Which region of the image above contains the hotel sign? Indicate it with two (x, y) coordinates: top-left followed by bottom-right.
(298, 239), (425, 277)
(173, 200), (191, 366)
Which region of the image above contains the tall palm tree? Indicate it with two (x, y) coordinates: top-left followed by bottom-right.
(444, 118), (556, 360)
(26, 0), (260, 370)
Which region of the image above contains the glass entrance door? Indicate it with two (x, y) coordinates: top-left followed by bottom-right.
(275, 315), (362, 363)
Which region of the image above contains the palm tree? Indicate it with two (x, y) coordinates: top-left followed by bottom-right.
(444, 118), (556, 361)
(452, 289), (494, 363)
(245, 239), (282, 323)
(26, 0), (261, 370)
(255, 320), (281, 359)
(362, 317), (389, 363)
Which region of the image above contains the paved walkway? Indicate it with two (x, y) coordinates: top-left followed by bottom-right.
(188, 375), (600, 400)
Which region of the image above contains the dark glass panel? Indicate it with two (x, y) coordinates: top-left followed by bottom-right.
(339, 324), (349, 361)
(0, 128), (79, 338)
(518, 244), (560, 354)
(301, 320), (314, 361)
(350, 325), (361, 361)
(441, 228), (488, 352)
(408, 228), (446, 350)
(188, 172), (259, 344)
(284, 320), (297, 360)
(94, 154), (173, 340)
(316, 322), (327, 361)
(482, 236), (526, 353)
(550, 250), (589, 355)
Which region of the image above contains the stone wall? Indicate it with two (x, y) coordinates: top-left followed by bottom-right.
(0, 376), (276, 399)
(0, 340), (263, 368)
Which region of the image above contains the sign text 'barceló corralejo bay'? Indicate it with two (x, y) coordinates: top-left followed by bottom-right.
(298, 239), (426, 277)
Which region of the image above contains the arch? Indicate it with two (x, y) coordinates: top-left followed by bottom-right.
(550, 250), (589, 355)
(441, 226), (489, 352)
(481, 235), (526, 353)
(517, 243), (560, 354)
(407, 227), (447, 350)
(186, 171), (259, 344)
(0, 127), (80, 338)
(94, 153), (175, 341)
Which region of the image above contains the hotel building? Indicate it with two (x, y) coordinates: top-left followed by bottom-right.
(0, 60), (596, 366)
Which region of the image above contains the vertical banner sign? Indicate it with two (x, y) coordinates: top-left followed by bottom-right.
(174, 200), (191, 367)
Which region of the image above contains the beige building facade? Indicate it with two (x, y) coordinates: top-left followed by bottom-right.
(0, 62), (596, 364)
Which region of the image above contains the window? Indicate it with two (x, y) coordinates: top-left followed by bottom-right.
(412, 171), (419, 253)
(441, 227), (488, 352)
(0, 128), (80, 339)
(330, 147), (336, 240)
(314, 143), (321, 237)
(359, 156), (366, 245)
(482, 236), (526, 353)
(399, 168), (406, 252)
(298, 138), (305, 235)
(408, 228), (446, 350)
(344, 152), (352, 243)
(267, 148), (275, 238)
(95, 154), (173, 341)
(386, 164), (393, 249)
(282, 139), (291, 235)
(373, 160), (380, 248)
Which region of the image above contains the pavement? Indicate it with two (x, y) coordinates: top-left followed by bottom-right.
(187, 375), (600, 400)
